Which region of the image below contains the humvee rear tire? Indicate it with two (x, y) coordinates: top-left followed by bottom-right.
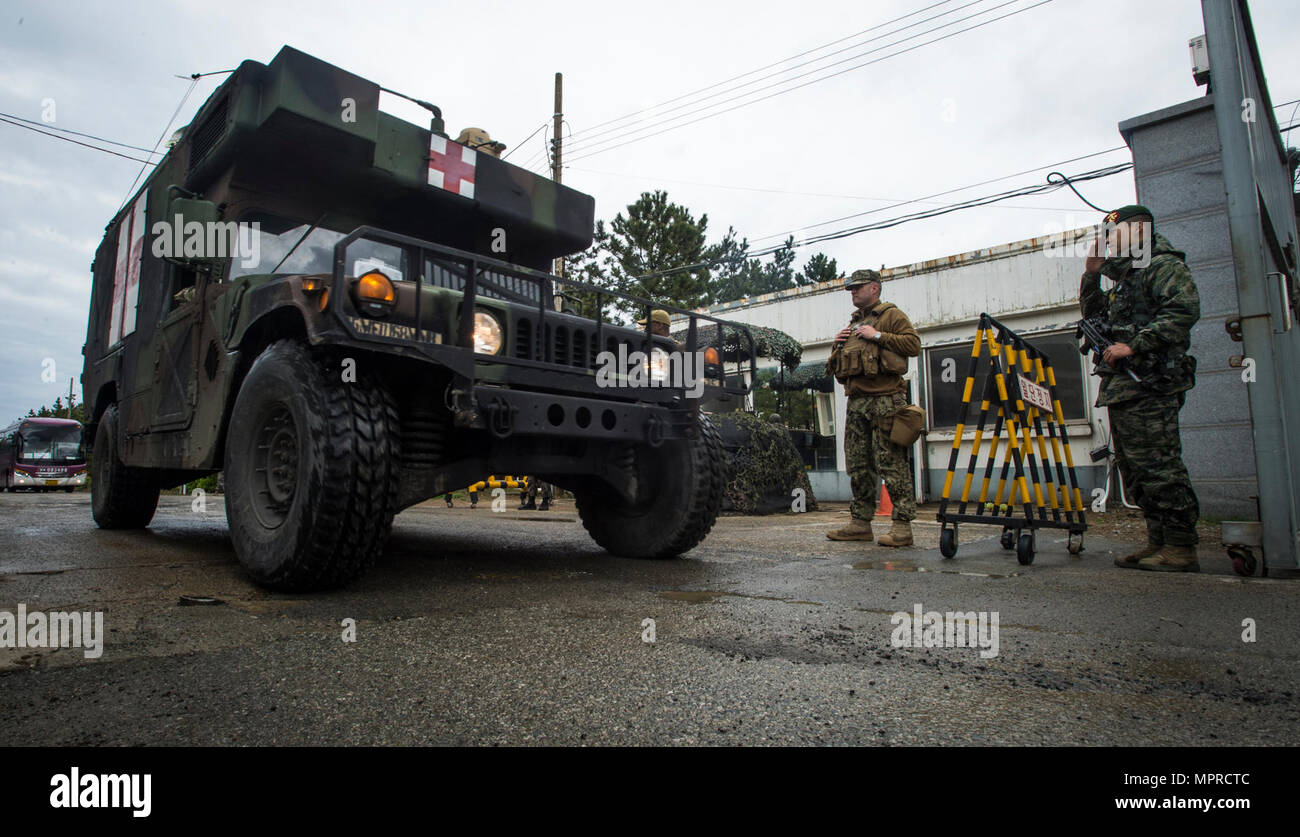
(91, 404), (160, 529)
(575, 413), (725, 558)
(224, 341), (400, 591)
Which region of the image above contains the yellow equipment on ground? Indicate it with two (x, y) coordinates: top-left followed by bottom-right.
(463, 475), (529, 493)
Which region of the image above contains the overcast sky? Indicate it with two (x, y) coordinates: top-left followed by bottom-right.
(1, 0), (1297, 423)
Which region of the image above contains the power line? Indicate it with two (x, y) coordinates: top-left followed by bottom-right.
(748, 145), (1127, 244)
(502, 121), (549, 161)
(573, 0), (961, 140)
(568, 0), (986, 149)
(0, 112), (163, 155)
(117, 76), (200, 213)
(633, 160), (1131, 282)
(0, 116), (156, 164)
(566, 164), (1092, 211)
(566, 0), (1053, 163)
(567, 0), (1019, 155)
(762, 162), (1132, 255)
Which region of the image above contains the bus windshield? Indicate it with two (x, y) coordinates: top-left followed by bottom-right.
(19, 424), (84, 464)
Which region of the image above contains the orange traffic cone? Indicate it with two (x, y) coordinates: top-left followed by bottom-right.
(875, 481), (893, 517)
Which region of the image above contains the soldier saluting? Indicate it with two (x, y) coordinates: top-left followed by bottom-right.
(825, 269), (921, 547)
(1081, 205), (1201, 572)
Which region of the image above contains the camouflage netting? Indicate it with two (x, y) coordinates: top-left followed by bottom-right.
(757, 361), (833, 393)
(715, 411), (818, 515)
(671, 322), (803, 370)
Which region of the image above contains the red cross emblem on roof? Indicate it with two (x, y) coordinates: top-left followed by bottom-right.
(428, 135), (477, 198)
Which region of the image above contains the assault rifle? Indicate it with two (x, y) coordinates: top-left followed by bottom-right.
(1075, 317), (1142, 383)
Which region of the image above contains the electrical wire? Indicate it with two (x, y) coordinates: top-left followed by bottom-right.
(632, 161), (1131, 282)
(573, 0), (961, 140)
(564, 0), (1050, 160)
(567, 0), (1019, 154)
(0, 112), (162, 156)
(502, 122), (549, 161)
(748, 145), (1127, 244)
(567, 0), (990, 149)
(0, 116), (157, 165)
(566, 164), (1087, 211)
(117, 76), (200, 213)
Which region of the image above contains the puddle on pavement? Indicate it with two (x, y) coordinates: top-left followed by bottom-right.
(658, 590), (824, 606)
(849, 560), (1020, 578)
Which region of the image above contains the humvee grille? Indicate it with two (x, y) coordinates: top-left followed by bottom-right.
(189, 95), (229, 172)
(513, 320), (602, 369)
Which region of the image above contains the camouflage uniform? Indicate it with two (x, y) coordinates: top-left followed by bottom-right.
(826, 273), (922, 532)
(845, 391), (917, 523)
(1080, 229), (1201, 547)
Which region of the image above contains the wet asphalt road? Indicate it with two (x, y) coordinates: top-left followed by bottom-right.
(1, 491), (1297, 746)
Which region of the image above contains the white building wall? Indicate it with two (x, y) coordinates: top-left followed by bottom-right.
(704, 230), (1110, 505)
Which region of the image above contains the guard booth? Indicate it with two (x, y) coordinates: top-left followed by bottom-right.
(1115, 0), (1299, 576)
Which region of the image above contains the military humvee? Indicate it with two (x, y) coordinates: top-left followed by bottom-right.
(82, 46), (753, 590)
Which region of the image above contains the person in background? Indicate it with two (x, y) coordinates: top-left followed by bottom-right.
(455, 127), (505, 157)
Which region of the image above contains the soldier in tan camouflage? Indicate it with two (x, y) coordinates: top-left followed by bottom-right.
(1081, 205), (1201, 572)
(825, 270), (922, 547)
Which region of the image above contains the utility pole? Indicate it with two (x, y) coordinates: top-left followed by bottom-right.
(551, 72), (564, 310)
(68, 378), (74, 418)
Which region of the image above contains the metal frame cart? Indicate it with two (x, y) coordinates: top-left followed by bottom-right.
(936, 314), (1088, 564)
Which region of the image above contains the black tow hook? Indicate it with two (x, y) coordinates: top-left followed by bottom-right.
(645, 414), (665, 448)
(487, 396), (516, 439)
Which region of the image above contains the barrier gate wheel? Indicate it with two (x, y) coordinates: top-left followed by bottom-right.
(1016, 531), (1035, 565)
(1000, 528), (1016, 550)
(1228, 547), (1257, 577)
(1067, 532), (1084, 555)
(939, 527), (957, 559)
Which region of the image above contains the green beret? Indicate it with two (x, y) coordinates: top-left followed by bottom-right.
(845, 269), (881, 288)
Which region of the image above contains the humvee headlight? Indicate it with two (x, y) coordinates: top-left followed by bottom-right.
(473, 311), (503, 354)
(357, 271), (395, 302)
(353, 270), (395, 317)
(648, 348), (670, 383)
(704, 347), (720, 366)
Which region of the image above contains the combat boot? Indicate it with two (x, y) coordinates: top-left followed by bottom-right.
(538, 499), (551, 511)
(826, 518), (874, 541)
(877, 520), (914, 548)
(1114, 541), (1161, 569)
(1137, 544), (1199, 573)
(519, 500), (537, 510)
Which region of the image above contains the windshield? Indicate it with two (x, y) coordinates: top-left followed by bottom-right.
(229, 216), (408, 281)
(19, 424), (84, 463)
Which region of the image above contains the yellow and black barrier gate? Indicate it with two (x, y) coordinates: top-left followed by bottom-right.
(936, 313), (1087, 564)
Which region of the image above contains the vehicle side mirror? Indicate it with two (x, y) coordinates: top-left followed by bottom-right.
(163, 197), (224, 269)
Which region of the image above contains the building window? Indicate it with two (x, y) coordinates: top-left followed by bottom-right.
(924, 330), (1088, 431)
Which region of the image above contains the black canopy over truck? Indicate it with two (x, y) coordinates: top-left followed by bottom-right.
(83, 46), (752, 590)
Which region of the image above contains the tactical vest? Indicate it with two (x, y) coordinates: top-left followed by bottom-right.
(828, 306), (908, 382)
(1102, 257), (1196, 393)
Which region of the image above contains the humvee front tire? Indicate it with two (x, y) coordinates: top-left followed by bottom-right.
(575, 413), (725, 558)
(224, 341), (400, 591)
(91, 404), (160, 529)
